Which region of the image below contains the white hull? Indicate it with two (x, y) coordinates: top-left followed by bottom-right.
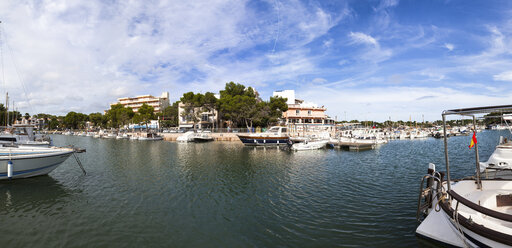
(291, 140), (328, 151)
(0, 147), (74, 180)
(138, 137), (163, 141)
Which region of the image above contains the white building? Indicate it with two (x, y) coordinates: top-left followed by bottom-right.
(272, 89), (335, 134)
(273, 90), (296, 105)
(110, 92), (170, 113)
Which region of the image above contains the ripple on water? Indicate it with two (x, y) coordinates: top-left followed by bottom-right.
(0, 131), (506, 247)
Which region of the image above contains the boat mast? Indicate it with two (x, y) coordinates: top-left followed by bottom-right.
(5, 92), (8, 126)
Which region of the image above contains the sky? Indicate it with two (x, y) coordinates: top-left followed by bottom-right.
(0, 0), (511, 121)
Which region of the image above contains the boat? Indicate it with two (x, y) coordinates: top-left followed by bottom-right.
(102, 132), (117, 139)
(237, 126), (289, 146)
(478, 115), (512, 173)
(290, 139), (328, 151)
(116, 133), (130, 139)
(0, 146), (76, 180)
(137, 132), (163, 141)
(416, 104), (512, 247)
(192, 133), (214, 142)
(177, 131), (195, 142)
(0, 124), (52, 147)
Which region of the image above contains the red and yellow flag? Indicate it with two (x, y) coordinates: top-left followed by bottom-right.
(469, 132), (477, 149)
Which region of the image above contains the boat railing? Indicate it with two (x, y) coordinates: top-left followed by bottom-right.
(447, 189), (512, 222)
(416, 172), (443, 222)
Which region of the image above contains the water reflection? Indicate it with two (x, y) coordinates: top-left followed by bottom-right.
(0, 176), (75, 215)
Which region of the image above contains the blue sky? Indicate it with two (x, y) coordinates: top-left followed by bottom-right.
(0, 0), (511, 121)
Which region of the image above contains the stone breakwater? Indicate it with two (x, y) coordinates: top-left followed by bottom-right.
(159, 133), (241, 142)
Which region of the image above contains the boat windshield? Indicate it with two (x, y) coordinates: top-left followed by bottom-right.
(267, 127), (280, 133)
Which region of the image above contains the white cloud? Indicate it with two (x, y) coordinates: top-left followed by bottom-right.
(298, 86), (512, 121)
(494, 71), (512, 81)
(444, 43), (454, 51)
(349, 32), (378, 46)
(0, 0), (347, 115)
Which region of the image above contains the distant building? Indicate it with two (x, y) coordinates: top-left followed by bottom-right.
(17, 116), (46, 130)
(273, 90), (335, 134)
(110, 92), (170, 113)
(273, 90), (296, 105)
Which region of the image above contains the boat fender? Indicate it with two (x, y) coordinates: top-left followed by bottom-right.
(7, 161), (13, 179)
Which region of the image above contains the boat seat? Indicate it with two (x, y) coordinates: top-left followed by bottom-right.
(497, 194), (512, 207)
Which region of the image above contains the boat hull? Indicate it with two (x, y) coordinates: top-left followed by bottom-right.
(193, 137), (214, 142)
(0, 149), (74, 180)
(237, 135), (289, 146)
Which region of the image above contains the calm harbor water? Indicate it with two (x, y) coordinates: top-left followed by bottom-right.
(0, 130), (505, 247)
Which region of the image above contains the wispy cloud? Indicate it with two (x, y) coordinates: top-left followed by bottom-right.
(444, 43), (454, 51)
(494, 71), (512, 81)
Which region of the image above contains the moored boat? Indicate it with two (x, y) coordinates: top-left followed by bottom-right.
(290, 139), (328, 151)
(0, 146), (75, 180)
(416, 104), (512, 247)
(177, 131), (195, 142)
(237, 126), (289, 146)
(138, 132), (163, 141)
(192, 133), (214, 142)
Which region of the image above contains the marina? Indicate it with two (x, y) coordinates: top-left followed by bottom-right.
(0, 128), (506, 247)
(0, 1), (510, 247)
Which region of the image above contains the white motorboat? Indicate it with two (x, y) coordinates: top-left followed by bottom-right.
(479, 114), (512, 172)
(416, 104), (512, 247)
(115, 133), (130, 139)
(102, 133), (117, 139)
(0, 146), (75, 180)
(138, 132), (163, 141)
(291, 139), (328, 151)
(192, 133), (214, 142)
(479, 136), (512, 172)
(177, 131), (195, 142)
(0, 124), (52, 147)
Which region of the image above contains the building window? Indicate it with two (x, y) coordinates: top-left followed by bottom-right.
(202, 114), (209, 122)
(308, 110), (312, 116)
(296, 110), (300, 115)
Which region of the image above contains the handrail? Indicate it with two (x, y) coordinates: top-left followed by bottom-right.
(448, 189), (512, 222)
(416, 174), (442, 221)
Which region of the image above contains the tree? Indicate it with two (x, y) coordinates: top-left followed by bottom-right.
(218, 82), (259, 128)
(63, 112), (89, 129)
(161, 102), (179, 127)
(217, 82), (287, 129)
(89, 112), (106, 128)
(105, 104), (135, 128)
(137, 103), (154, 129)
(180, 92), (217, 130)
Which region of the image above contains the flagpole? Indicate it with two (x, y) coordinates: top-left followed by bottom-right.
(473, 116), (481, 190)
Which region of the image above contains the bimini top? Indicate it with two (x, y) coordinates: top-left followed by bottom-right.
(443, 104), (512, 116)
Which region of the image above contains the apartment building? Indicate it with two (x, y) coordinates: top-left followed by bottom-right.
(111, 92), (170, 113)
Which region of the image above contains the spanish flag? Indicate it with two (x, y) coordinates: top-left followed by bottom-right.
(469, 132), (477, 149)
